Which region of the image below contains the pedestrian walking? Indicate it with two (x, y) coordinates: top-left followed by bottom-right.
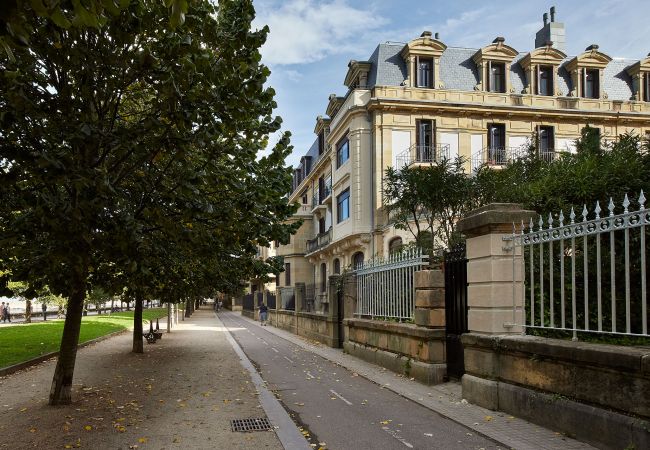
(0, 302), (5, 323)
(4, 303), (10, 322)
(42, 302), (47, 321)
(259, 302), (268, 326)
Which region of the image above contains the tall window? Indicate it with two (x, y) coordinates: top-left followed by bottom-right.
(388, 237), (403, 254)
(352, 252), (364, 269)
(583, 68), (599, 99)
(337, 188), (350, 223)
(488, 62), (506, 93)
(284, 263), (291, 286)
(487, 124), (506, 164)
(538, 126), (555, 160)
(337, 138), (349, 168)
(318, 217), (326, 234)
(320, 263), (327, 293)
(333, 258), (341, 274)
(416, 120), (435, 161)
(537, 65), (553, 96)
(416, 56), (433, 88)
(645, 73), (650, 102)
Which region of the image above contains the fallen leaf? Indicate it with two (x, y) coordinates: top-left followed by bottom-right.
(19, 408), (27, 412)
(484, 415), (493, 422)
(84, 425), (92, 431)
(138, 437), (148, 443)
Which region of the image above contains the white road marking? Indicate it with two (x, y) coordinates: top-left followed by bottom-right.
(271, 347), (279, 353)
(283, 356), (294, 364)
(381, 427), (414, 448)
(329, 389), (352, 406)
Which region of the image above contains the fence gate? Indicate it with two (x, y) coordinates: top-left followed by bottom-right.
(444, 243), (468, 379)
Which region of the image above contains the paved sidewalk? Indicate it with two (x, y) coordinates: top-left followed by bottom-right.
(0, 308), (285, 449)
(235, 312), (595, 450)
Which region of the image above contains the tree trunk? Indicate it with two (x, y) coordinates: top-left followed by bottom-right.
(185, 298), (191, 317)
(133, 295), (144, 354)
(166, 303), (171, 332)
(49, 284), (85, 405)
(194, 298), (200, 311)
(25, 298), (31, 323)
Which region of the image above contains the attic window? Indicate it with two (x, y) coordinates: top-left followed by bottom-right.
(488, 62), (506, 93)
(415, 57), (433, 88)
(537, 65), (553, 96)
(582, 68), (599, 99)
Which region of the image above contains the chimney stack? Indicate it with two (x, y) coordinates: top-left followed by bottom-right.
(535, 6), (565, 52)
(434, 32), (440, 40)
(421, 31), (432, 38)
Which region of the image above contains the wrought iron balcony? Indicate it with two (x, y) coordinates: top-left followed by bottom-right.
(311, 176), (332, 210)
(395, 143), (449, 168)
(471, 146), (561, 170)
(306, 227), (332, 254)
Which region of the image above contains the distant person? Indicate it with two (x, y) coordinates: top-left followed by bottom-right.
(259, 303), (268, 326)
(0, 302), (5, 323)
(42, 303), (47, 321)
(4, 303), (10, 322)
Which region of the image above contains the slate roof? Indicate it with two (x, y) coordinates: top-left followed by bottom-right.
(366, 43), (636, 101)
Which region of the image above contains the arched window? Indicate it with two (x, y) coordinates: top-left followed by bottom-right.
(320, 263), (327, 292)
(352, 252), (364, 269)
(333, 258), (341, 274)
(388, 237), (403, 254)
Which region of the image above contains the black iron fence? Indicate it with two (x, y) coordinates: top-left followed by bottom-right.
(242, 293), (254, 312)
(267, 291), (277, 309)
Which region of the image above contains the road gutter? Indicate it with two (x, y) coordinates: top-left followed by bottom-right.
(215, 312), (311, 450)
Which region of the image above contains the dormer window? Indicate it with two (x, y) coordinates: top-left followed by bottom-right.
(566, 45), (611, 100)
(537, 65), (553, 96)
(401, 31), (447, 90)
(582, 68), (599, 99)
(473, 37), (518, 94)
(416, 57), (433, 88)
(488, 62), (506, 93)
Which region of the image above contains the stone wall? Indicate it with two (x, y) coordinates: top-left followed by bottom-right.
(462, 333), (650, 450)
(267, 309), (338, 347)
(344, 318), (446, 384)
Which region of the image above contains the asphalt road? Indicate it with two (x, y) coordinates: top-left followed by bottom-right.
(219, 311), (503, 450)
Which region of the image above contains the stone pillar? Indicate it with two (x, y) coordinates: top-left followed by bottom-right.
(295, 283), (306, 313)
(328, 275), (341, 347)
(414, 270), (445, 328)
(457, 203), (535, 334)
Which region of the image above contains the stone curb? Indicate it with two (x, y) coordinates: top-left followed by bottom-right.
(0, 315), (168, 377)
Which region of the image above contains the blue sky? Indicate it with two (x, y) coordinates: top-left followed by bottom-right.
(252, 0), (650, 167)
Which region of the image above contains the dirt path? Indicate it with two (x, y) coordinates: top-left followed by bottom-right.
(0, 308), (282, 449)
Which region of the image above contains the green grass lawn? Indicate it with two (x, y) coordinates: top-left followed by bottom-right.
(0, 308), (167, 369)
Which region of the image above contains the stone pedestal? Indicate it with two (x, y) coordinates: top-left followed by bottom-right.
(457, 203), (535, 334)
(414, 270), (445, 328)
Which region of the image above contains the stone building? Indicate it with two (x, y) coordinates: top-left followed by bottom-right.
(273, 7), (650, 305)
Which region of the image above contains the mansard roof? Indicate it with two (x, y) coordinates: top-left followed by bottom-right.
(364, 42), (635, 101)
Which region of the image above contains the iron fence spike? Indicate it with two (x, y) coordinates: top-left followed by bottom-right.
(559, 210), (565, 226)
(570, 207), (576, 224)
(538, 215), (544, 230)
(623, 193), (630, 213)
(608, 197), (615, 216)
(639, 190), (646, 210)
(548, 213), (554, 229)
(595, 200), (601, 219)
(582, 204), (588, 222)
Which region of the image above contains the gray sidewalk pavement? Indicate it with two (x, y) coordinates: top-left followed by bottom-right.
(234, 311), (595, 450)
(0, 307), (295, 449)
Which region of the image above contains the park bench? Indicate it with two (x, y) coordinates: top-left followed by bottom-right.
(143, 319), (163, 344)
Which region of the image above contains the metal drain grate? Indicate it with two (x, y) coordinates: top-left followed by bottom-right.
(230, 417), (273, 432)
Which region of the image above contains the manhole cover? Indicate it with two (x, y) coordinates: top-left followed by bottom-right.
(230, 417), (273, 432)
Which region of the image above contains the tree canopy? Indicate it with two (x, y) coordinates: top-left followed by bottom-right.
(0, 0), (298, 404)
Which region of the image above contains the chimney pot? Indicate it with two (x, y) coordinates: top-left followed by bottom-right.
(545, 40), (554, 47)
(586, 44), (599, 51)
(434, 32), (440, 40)
(543, 12), (548, 25)
(493, 36), (505, 44)
(550, 6), (556, 22)
(421, 31), (432, 38)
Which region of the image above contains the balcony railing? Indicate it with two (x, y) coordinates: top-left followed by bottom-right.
(471, 146), (561, 169)
(311, 176), (332, 209)
(395, 143), (449, 168)
(306, 227), (332, 254)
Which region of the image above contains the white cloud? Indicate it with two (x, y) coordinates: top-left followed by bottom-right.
(254, 0), (388, 65)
